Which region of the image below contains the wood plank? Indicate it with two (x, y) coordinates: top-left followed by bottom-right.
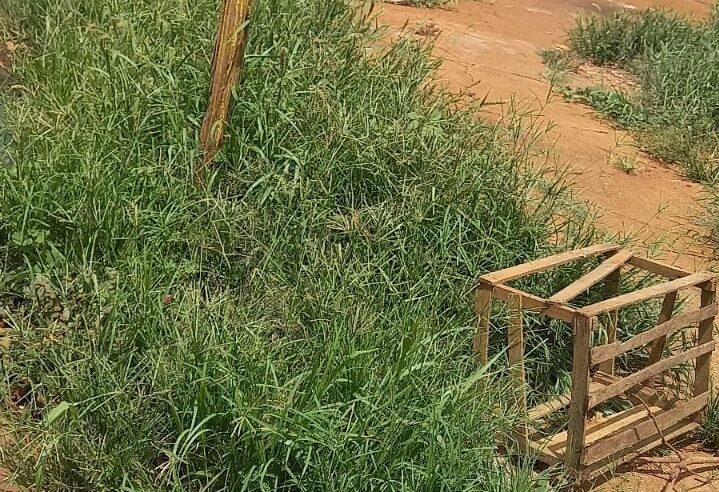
(648, 292), (678, 365)
(543, 405), (654, 455)
(507, 294), (529, 449)
(564, 315), (594, 476)
(581, 271), (716, 316)
(527, 380), (611, 422)
(598, 268), (621, 374)
(694, 282), (716, 405)
(526, 440), (561, 466)
(592, 371), (667, 408)
(549, 250), (631, 304)
(581, 420), (699, 482)
(492, 284), (577, 323)
(627, 256), (691, 279)
(588, 341), (715, 409)
(584, 393), (709, 465)
(591, 304), (719, 365)
(481, 244), (621, 284)
(473, 283), (494, 364)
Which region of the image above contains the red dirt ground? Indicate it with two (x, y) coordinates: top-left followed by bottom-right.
(377, 1), (719, 491)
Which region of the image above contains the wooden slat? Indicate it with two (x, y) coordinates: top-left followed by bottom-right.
(507, 294), (529, 449)
(581, 271), (716, 316)
(591, 371), (668, 408)
(584, 393), (709, 465)
(598, 268), (621, 374)
(543, 405), (654, 456)
(526, 440), (561, 466)
(648, 292), (678, 365)
(473, 283), (494, 364)
(584, 421), (699, 480)
(481, 244), (621, 284)
(527, 380), (608, 422)
(492, 284), (578, 323)
(581, 420), (700, 482)
(591, 304), (719, 366)
(549, 250), (632, 304)
(564, 315), (594, 476)
(588, 341), (715, 409)
(627, 256), (691, 279)
(694, 282), (716, 403)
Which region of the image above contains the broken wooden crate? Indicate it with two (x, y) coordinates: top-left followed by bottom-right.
(474, 244), (717, 482)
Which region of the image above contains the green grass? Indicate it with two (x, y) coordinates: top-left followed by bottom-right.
(564, 6), (719, 184)
(699, 391), (719, 449)
(0, 0), (669, 489)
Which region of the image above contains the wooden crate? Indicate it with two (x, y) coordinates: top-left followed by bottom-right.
(474, 244), (717, 483)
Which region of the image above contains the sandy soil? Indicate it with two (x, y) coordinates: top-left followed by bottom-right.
(377, 1), (719, 491)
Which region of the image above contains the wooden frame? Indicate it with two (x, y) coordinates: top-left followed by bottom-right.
(474, 245), (717, 484)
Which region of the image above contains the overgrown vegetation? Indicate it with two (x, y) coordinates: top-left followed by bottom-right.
(0, 0), (611, 489)
(559, 7), (719, 184)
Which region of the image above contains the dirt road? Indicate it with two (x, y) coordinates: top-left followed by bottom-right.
(378, 1), (718, 490)
(379, 0), (717, 273)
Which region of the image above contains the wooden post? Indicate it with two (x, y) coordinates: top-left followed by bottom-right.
(507, 294), (529, 450)
(473, 282), (494, 364)
(648, 291), (677, 365)
(197, 0), (253, 183)
(694, 281), (716, 408)
(598, 268), (620, 375)
(564, 315), (595, 481)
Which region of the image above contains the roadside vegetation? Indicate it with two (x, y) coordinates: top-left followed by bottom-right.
(545, 7), (719, 185)
(0, 0), (613, 489)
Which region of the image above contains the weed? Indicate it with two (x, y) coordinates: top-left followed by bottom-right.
(699, 391), (719, 449)
(612, 154), (638, 174)
(564, 86), (647, 128)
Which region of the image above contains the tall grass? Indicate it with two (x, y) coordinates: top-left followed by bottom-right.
(567, 7), (719, 184)
(0, 0), (609, 489)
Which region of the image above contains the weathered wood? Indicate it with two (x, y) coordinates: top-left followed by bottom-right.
(492, 284), (577, 323)
(549, 250), (631, 304)
(473, 283), (494, 364)
(539, 402), (659, 463)
(588, 341), (715, 409)
(647, 292), (678, 365)
(527, 379), (618, 422)
(507, 294), (529, 449)
(526, 441), (561, 466)
(581, 419), (700, 481)
(592, 371), (668, 408)
(198, 0), (254, 182)
(581, 271), (716, 316)
(564, 315), (594, 477)
(694, 282), (716, 406)
(597, 267), (621, 374)
(627, 256), (691, 279)
(480, 244), (621, 284)
(583, 393), (709, 465)
(591, 304), (719, 365)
